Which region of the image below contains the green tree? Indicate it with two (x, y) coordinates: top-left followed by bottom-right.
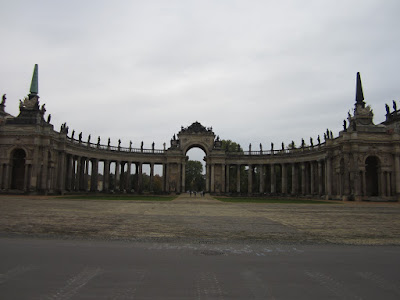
(221, 139), (243, 152)
(185, 160), (205, 191)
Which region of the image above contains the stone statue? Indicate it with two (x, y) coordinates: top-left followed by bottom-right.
(310, 137), (313, 147)
(1, 94), (6, 105)
(326, 129), (330, 139)
(108, 138), (110, 147)
(163, 142), (166, 150)
(97, 136), (100, 146)
(40, 104), (46, 114)
(249, 143), (251, 152)
(317, 135), (320, 145)
(281, 142), (284, 150)
(129, 140), (132, 151)
(343, 120), (347, 131)
(88, 135), (91, 143)
(393, 100), (397, 111)
(118, 139), (121, 147)
(173, 134), (176, 140)
(271, 142), (274, 151)
(330, 131), (333, 139)
(259, 143), (262, 151)
(324, 133), (327, 141)
(71, 130), (75, 140)
(141, 141), (143, 151)
(386, 104), (390, 115)
(301, 139), (305, 148)
(152, 142), (155, 150)
(78, 132), (82, 142)
(47, 114), (51, 123)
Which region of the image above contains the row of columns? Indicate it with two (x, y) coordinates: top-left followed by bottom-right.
(215, 160), (327, 196)
(62, 155), (164, 193)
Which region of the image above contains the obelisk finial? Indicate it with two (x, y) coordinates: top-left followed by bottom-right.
(355, 72), (364, 107)
(30, 64), (39, 96)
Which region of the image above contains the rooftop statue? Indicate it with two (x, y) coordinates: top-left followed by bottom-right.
(19, 95), (39, 110)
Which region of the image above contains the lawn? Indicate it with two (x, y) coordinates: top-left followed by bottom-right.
(57, 195), (176, 201)
(215, 197), (335, 204)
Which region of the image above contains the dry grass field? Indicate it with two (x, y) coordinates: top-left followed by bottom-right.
(0, 194), (399, 245)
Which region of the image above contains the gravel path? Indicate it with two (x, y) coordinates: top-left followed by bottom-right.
(0, 194), (399, 245)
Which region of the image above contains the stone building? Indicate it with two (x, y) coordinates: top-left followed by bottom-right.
(0, 65), (398, 201)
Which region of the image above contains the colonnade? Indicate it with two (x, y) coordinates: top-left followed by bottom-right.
(202, 160), (327, 196)
(61, 154), (166, 193)
(0, 144), (397, 200)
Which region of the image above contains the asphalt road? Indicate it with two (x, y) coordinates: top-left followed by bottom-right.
(0, 238), (399, 299)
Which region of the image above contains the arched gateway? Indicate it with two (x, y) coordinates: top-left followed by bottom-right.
(1, 66), (400, 201)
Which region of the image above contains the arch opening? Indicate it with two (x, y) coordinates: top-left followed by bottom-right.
(185, 147), (206, 193)
(11, 149), (26, 190)
(365, 156), (379, 196)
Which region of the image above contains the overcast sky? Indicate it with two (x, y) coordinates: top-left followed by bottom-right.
(1, 0), (399, 160)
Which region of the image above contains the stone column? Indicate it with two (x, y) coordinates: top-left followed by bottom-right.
(248, 165), (253, 195)
(343, 154), (350, 196)
(291, 163), (296, 195)
(221, 164), (226, 193)
(83, 158), (89, 191)
(318, 160), (323, 195)
(210, 164), (215, 192)
(162, 163), (167, 192)
(205, 164), (209, 192)
(29, 147), (39, 191)
(259, 164), (264, 193)
(114, 161), (120, 191)
(57, 152), (66, 193)
(379, 170), (385, 197)
(75, 157), (81, 191)
(103, 160), (110, 192)
(150, 163), (154, 192)
(362, 170), (367, 196)
(225, 164), (230, 193)
(271, 164), (276, 194)
(138, 162), (143, 193)
(0, 163), (3, 190)
(90, 158), (98, 192)
(310, 162), (315, 195)
(164, 163), (169, 192)
(236, 164), (241, 193)
(281, 163), (287, 194)
(301, 163), (306, 195)
(24, 164), (30, 192)
(386, 172), (391, 196)
(126, 162), (132, 192)
(66, 156), (73, 191)
(181, 162), (185, 193)
(0, 164), (3, 190)
(395, 155), (400, 196)
(41, 149), (49, 192)
(326, 157), (332, 198)
(120, 162), (125, 192)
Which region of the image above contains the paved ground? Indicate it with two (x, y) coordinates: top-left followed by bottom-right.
(0, 238), (399, 299)
(0, 194), (400, 299)
(0, 194), (399, 245)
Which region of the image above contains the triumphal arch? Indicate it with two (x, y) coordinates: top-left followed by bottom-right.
(1, 65), (400, 201)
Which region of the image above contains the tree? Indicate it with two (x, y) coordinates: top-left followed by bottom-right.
(221, 139), (243, 152)
(185, 160), (205, 191)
